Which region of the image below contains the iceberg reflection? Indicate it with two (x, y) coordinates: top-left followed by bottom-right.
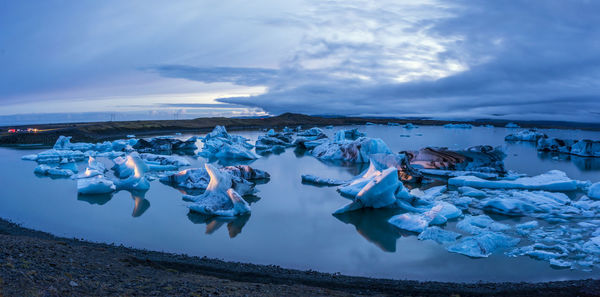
(187, 212), (251, 238)
(333, 208), (403, 252)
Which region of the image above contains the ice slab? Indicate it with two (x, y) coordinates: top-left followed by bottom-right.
(443, 123), (472, 129)
(418, 227), (461, 244)
(447, 232), (520, 258)
(505, 129), (546, 142)
(77, 176), (116, 194)
(448, 170), (589, 191)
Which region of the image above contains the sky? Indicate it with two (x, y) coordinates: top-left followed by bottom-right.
(1, 0), (599, 124)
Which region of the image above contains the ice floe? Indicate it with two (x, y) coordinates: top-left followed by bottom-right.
(418, 227), (461, 244)
(537, 137), (600, 157)
(443, 123), (472, 129)
(447, 232), (520, 258)
(255, 129), (294, 154)
(448, 170), (589, 191)
(34, 164), (76, 177)
(589, 182), (600, 200)
(505, 122), (520, 128)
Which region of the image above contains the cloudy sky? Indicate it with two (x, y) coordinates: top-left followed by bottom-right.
(1, 0), (599, 124)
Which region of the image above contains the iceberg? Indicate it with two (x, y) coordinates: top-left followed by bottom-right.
(199, 126), (258, 160)
(443, 123), (472, 129)
(418, 227), (461, 244)
(589, 182), (600, 200)
(255, 129), (294, 154)
(77, 176), (116, 194)
(334, 167), (401, 213)
(387, 122), (400, 126)
(388, 212), (432, 233)
(112, 153), (151, 191)
(536, 137), (576, 154)
(333, 128), (366, 142)
(53, 135), (137, 153)
(133, 136), (197, 153)
(403, 123), (417, 129)
(312, 137), (392, 163)
(160, 165), (267, 196)
(297, 127), (326, 138)
(447, 232), (520, 258)
(448, 170), (589, 191)
(504, 129), (546, 142)
(505, 122), (520, 128)
(185, 164), (251, 217)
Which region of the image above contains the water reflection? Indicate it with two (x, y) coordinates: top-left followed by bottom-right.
(187, 212), (250, 238)
(78, 193), (113, 205)
(77, 190), (151, 218)
(538, 152), (600, 171)
(131, 191), (150, 217)
(333, 208), (404, 252)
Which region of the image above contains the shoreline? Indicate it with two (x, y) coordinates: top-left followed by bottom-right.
(0, 217), (598, 296)
(2, 113), (600, 146)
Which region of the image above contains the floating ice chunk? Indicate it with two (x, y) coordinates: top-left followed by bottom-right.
(549, 258), (572, 269)
(333, 128), (365, 142)
(139, 153), (191, 167)
(411, 185), (447, 202)
(516, 220), (539, 230)
(34, 164), (75, 177)
(508, 243), (569, 260)
(387, 122), (400, 126)
(301, 175), (346, 186)
(200, 126), (258, 160)
(312, 137), (392, 163)
(418, 227), (461, 244)
(87, 156), (106, 173)
(588, 183), (600, 200)
(447, 232), (520, 258)
(255, 130), (294, 154)
(54, 136), (95, 151)
(388, 212), (432, 233)
(537, 137), (576, 154)
(160, 165), (267, 196)
(403, 123), (417, 129)
(570, 140), (600, 157)
(443, 123), (472, 129)
(334, 167), (401, 213)
(111, 153), (151, 191)
(77, 176), (116, 194)
(365, 122), (376, 126)
(186, 164), (251, 217)
(282, 126), (294, 133)
(456, 215), (510, 234)
(297, 127), (326, 137)
(26, 149), (86, 164)
(505, 129), (546, 142)
(21, 154), (38, 161)
(458, 186), (487, 198)
(449, 170), (589, 192)
(325, 125), (334, 129)
(505, 122), (520, 128)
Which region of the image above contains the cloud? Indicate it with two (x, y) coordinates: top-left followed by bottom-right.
(2, 0), (599, 122)
(154, 0), (600, 122)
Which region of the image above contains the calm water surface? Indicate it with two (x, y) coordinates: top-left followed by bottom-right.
(1, 125), (599, 282)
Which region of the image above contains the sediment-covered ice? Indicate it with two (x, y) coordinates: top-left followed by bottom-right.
(185, 164), (251, 217)
(535, 137), (600, 157)
(505, 129), (547, 142)
(403, 145), (506, 175)
(448, 170), (589, 191)
(133, 136), (197, 153)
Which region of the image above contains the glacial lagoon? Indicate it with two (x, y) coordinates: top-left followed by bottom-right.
(1, 124), (599, 282)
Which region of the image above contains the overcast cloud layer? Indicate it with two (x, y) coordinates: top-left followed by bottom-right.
(1, 0), (599, 122)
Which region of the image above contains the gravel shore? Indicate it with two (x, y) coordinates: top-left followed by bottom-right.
(1, 218), (599, 296)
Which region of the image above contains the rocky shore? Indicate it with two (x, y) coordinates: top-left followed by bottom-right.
(0, 218), (598, 297)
